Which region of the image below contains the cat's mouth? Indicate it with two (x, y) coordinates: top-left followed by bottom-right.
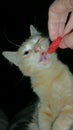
(39, 52), (50, 64)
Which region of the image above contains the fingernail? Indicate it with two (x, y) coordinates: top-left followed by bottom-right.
(59, 41), (67, 49)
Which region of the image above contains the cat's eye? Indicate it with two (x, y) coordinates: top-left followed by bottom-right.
(37, 37), (45, 44)
(23, 51), (29, 55)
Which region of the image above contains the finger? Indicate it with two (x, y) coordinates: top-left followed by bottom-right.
(48, 10), (68, 41)
(64, 12), (73, 35)
(48, 1), (68, 40)
(63, 32), (73, 49)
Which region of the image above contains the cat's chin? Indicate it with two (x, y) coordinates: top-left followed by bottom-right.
(39, 52), (50, 65)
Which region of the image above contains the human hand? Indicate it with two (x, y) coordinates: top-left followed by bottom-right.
(48, 0), (73, 49)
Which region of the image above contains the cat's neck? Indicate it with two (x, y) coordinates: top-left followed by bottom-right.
(31, 60), (65, 89)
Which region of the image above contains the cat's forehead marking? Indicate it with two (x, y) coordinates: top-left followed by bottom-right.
(19, 35), (42, 52)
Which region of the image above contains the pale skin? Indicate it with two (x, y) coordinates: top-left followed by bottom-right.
(48, 0), (73, 49)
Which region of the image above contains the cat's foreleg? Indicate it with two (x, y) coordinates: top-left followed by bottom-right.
(53, 106), (73, 130)
(38, 108), (53, 130)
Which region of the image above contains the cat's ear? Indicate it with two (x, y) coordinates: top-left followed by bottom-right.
(2, 51), (19, 66)
(30, 25), (40, 36)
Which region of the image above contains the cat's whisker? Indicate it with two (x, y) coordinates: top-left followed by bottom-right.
(3, 30), (20, 47)
(6, 38), (20, 47)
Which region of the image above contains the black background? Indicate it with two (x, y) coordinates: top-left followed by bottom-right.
(0, 0), (73, 120)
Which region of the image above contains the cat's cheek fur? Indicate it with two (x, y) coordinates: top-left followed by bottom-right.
(19, 60), (32, 76)
(18, 56), (36, 76)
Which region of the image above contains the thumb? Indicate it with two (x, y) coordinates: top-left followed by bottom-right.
(59, 32), (73, 49)
(63, 32), (73, 49)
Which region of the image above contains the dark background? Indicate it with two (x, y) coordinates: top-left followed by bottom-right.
(0, 0), (73, 120)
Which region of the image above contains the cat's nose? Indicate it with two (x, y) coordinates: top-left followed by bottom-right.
(34, 45), (41, 52)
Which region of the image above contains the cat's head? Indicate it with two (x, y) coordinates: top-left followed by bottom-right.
(2, 25), (57, 76)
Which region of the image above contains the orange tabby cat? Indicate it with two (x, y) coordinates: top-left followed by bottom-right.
(2, 25), (73, 130)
